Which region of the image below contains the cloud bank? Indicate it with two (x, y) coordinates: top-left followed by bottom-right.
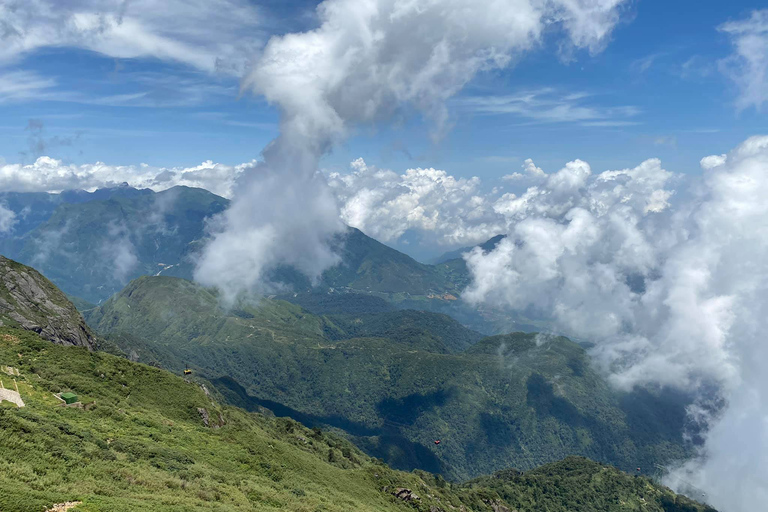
(191, 0), (630, 301)
(327, 135), (768, 511)
(328, 158), (504, 247)
(460, 136), (768, 512)
(0, 156), (250, 199)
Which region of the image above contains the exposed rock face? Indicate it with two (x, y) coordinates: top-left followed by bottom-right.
(45, 502), (82, 512)
(393, 488), (420, 502)
(486, 500), (512, 512)
(197, 407), (210, 427)
(0, 256), (96, 349)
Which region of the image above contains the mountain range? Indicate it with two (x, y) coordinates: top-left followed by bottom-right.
(0, 186), (537, 333)
(0, 186), (701, 479)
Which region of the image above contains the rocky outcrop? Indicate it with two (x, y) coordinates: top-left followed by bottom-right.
(197, 407), (224, 428)
(197, 407), (210, 427)
(393, 488), (420, 502)
(484, 500), (512, 512)
(0, 256), (96, 349)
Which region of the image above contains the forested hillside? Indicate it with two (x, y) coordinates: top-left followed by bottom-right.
(86, 275), (696, 481)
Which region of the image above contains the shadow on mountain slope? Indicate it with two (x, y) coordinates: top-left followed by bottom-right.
(211, 375), (446, 474)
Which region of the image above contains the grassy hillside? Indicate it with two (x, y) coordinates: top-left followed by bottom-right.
(0, 326), (714, 512)
(0, 326), (458, 512)
(87, 276), (696, 482)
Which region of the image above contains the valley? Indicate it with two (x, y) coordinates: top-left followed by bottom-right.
(84, 274), (696, 482)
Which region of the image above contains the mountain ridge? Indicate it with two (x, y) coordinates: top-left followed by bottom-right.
(1, 186), (538, 336)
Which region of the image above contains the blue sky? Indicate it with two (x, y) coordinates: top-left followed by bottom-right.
(0, 0), (765, 182)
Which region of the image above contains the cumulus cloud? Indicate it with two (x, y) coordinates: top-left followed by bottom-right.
(461, 136), (768, 511)
(0, 156), (249, 198)
(0, 0), (264, 74)
(503, 158), (547, 182)
(719, 9), (768, 111)
(328, 158), (504, 246)
(193, 0), (630, 301)
(323, 155), (678, 256)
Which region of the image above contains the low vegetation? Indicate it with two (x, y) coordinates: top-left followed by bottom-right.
(0, 327), (715, 512)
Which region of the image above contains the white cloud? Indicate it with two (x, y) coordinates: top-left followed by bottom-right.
(0, 156), (249, 198)
(328, 158), (504, 246)
(719, 9), (768, 111)
(0, 204), (15, 233)
(0, 70), (58, 103)
(630, 52), (663, 73)
(99, 222), (138, 283)
(551, 0), (627, 55)
(503, 158), (547, 182)
(462, 135), (768, 511)
(326, 155), (677, 252)
(193, 0), (631, 301)
(0, 0), (264, 74)
(700, 154), (726, 170)
(456, 88), (641, 125)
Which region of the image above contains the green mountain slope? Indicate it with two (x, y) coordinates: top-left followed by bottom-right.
(322, 227), (461, 296)
(464, 456), (715, 512)
(0, 325), (714, 512)
(87, 276), (696, 482)
(0, 186), (161, 259)
(322, 310), (484, 353)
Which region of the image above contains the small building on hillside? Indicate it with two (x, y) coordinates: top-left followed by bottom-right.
(61, 392), (78, 404)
